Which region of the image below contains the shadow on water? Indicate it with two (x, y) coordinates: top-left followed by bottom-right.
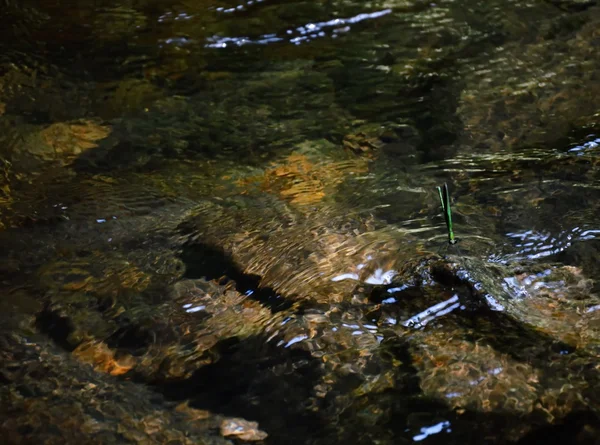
(160, 335), (326, 444)
(514, 410), (600, 444)
(27, 257), (600, 445)
(180, 240), (294, 313)
(156, 328), (600, 445)
(154, 327), (451, 445)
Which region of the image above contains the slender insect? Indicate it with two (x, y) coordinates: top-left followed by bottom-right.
(436, 183), (457, 245)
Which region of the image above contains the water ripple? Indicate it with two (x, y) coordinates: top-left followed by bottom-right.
(206, 8), (392, 48)
(403, 295), (462, 329)
(568, 135), (600, 155)
(504, 226), (600, 261)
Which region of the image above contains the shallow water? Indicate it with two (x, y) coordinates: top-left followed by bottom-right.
(2, 0), (600, 444)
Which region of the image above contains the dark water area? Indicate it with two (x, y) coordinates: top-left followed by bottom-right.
(2, 0), (600, 443)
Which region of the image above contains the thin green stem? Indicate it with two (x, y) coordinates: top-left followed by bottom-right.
(437, 183), (457, 245)
(436, 186), (445, 213)
(443, 183), (456, 244)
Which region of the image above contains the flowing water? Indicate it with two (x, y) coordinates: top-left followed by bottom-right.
(2, 0), (600, 443)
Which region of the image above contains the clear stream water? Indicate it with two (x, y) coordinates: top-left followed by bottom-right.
(2, 0), (600, 444)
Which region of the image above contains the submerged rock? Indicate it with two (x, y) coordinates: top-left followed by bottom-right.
(0, 322), (232, 445)
(427, 255), (600, 349)
(2, 125), (600, 443)
(220, 418), (268, 441)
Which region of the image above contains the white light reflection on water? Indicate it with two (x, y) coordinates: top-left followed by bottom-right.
(215, 0), (265, 14)
(366, 269), (397, 285)
(504, 226), (600, 261)
(387, 284), (409, 294)
(502, 268), (566, 300)
(412, 420), (451, 442)
(484, 294), (505, 311)
(403, 295), (462, 328)
(275, 312), (384, 350)
(157, 0), (267, 23)
(206, 9), (392, 48)
(158, 11), (195, 22)
(332, 267), (397, 285)
(283, 334), (308, 348)
(181, 302), (206, 313)
(568, 136), (600, 155)
(586, 304), (600, 313)
(163, 37), (192, 46)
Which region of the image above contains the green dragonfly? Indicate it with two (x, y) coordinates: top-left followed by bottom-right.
(436, 183), (457, 245)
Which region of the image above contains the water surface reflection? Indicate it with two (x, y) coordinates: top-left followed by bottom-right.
(2, 0), (600, 444)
